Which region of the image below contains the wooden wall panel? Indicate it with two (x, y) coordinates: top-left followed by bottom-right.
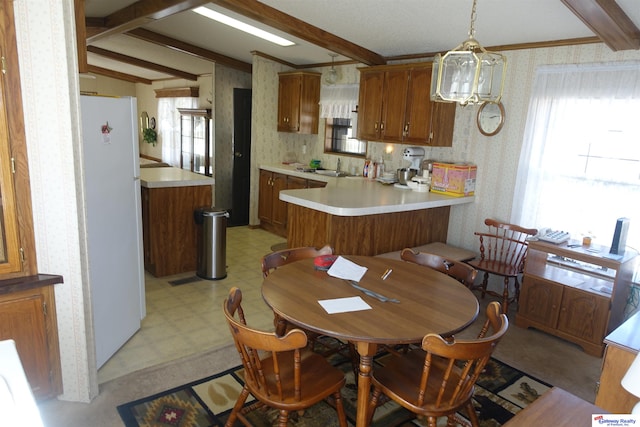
(287, 204), (450, 256)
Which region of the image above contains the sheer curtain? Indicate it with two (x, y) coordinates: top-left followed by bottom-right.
(511, 62), (640, 248)
(158, 96), (197, 166)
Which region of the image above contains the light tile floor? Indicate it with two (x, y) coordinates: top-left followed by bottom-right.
(97, 226), (286, 383)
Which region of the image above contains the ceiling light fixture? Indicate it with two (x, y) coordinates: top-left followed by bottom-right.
(193, 7), (295, 47)
(325, 53), (338, 85)
(430, 0), (506, 105)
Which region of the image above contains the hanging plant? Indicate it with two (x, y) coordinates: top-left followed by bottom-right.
(143, 128), (157, 146)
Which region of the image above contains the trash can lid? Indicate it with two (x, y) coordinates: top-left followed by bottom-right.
(201, 207), (228, 217)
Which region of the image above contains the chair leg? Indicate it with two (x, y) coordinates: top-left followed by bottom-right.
(277, 409), (289, 427)
(481, 272), (489, 298)
(367, 386), (382, 425)
(333, 391), (348, 427)
(502, 276), (510, 314)
(465, 401), (481, 427)
(427, 416), (437, 427)
(225, 386), (250, 427)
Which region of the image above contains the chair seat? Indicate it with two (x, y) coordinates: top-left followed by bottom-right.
(250, 351), (345, 409)
(373, 351), (473, 415)
(467, 259), (521, 278)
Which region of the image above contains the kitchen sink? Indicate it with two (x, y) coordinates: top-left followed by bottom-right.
(314, 169), (349, 177)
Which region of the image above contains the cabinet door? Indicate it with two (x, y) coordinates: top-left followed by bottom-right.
(258, 170), (274, 223)
(357, 70), (385, 140)
(380, 69), (409, 143)
(298, 74), (320, 134)
(557, 288), (609, 345)
(518, 276), (563, 328)
(307, 179), (327, 188)
(287, 175), (307, 190)
(0, 288), (53, 399)
(271, 173), (288, 228)
(429, 101), (456, 147)
(402, 67), (432, 144)
(277, 74), (301, 132)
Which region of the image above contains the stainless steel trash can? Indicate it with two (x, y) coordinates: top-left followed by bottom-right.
(194, 207), (229, 280)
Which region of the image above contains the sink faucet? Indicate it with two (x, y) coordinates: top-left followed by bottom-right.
(336, 158), (341, 172)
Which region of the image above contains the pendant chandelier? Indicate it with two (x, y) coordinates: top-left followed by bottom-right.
(430, 0), (506, 105)
(325, 53), (339, 85)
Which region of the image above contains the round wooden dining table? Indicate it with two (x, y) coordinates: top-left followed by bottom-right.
(261, 255), (479, 427)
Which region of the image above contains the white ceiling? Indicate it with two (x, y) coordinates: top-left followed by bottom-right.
(83, 0), (640, 82)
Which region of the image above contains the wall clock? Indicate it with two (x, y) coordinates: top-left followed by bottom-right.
(477, 101), (505, 136)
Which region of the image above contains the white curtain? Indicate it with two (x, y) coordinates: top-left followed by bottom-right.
(158, 97), (198, 167)
(511, 62), (640, 246)
(319, 84), (359, 119)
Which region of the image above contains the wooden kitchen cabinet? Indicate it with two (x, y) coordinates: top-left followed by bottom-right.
(259, 170), (288, 237)
(357, 62), (455, 146)
(516, 240), (637, 357)
(259, 170), (327, 237)
(0, 275), (63, 400)
(277, 71), (321, 134)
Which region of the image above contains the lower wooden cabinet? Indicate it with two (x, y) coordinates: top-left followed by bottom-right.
(517, 275), (610, 356)
(0, 275), (63, 400)
(259, 170), (327, 238)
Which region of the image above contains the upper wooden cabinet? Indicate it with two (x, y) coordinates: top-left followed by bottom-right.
(357, 63), (456, 146)
(0, 0), (37, 279)
(277, 71), (321, 134)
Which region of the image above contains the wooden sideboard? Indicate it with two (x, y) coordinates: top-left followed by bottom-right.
(504, 387), (606, 426)
(516, 240), (637, 356)
(595, 311), (640, 413)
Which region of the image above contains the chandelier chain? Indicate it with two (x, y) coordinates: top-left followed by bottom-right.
(468, 0), (478, 39)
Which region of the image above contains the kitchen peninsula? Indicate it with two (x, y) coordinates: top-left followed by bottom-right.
(262, 165), (474, 255)
(140, 167), (214, 277)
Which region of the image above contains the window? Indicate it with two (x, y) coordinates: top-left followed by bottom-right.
(324, 118), (366, 156)
(319, 84), (365, 157)
(512, 62), (640, 251)
(157, 96), (197, 167)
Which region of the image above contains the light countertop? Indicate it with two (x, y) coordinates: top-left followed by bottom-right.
(261, 164), (475, 216)
(140, 167), (215, 188)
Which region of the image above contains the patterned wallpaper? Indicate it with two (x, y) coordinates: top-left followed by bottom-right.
(12, 0), (640, 404)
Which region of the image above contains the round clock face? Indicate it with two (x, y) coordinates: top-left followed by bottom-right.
(477, 101), (505, 136)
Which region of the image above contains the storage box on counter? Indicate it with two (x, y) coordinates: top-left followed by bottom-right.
(430, 162), (477, 197)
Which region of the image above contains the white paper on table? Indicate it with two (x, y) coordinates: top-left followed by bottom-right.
(318, 296), (372, 314)
(326, 256), (368, 282)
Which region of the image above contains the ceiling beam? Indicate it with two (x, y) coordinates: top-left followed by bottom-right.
(126, 28), (252, 74)
(86, 65), (153, 85)
(86, 0), (212, 43)
(87, 46), (198, 81)
(208, 0), (386, 66)
(561, 0), (640, 51)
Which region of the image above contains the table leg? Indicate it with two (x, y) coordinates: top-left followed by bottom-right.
(355, 341), (377, 427)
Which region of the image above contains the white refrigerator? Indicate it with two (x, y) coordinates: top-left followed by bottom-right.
(80, 95), (145, 369)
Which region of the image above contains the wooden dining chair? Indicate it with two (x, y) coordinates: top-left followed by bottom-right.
(223, 287), (348, 427)
(261, 245), (335, 350)
(400, 248), (478, 288)
(367, 301), (509, 427)
(261, 244), (334, 278)
(467, 219), (538, 313)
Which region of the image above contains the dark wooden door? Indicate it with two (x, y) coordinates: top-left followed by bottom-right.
(230, 88), (251, 226)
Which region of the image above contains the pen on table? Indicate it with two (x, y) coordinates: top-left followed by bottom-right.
(381, 268), (393, 280)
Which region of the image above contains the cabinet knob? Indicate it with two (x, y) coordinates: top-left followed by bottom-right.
(374, 122), (378, 130)
(380, 122), (384, 131)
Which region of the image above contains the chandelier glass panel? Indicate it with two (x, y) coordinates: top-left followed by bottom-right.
(430, 0), (507, 105)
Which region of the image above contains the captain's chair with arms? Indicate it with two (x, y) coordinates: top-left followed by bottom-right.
(467, 219), (538, 313)
(367, 301), (508, 427)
